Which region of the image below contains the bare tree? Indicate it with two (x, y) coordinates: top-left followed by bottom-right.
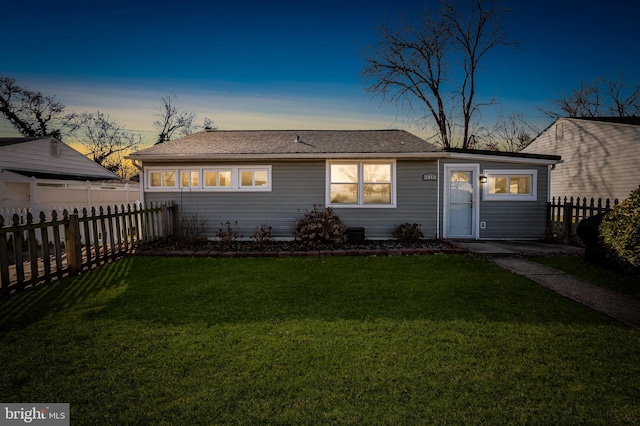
(153, 96), (217, 144)
(76, 112), (141, 177)
(363, 0), (515, 149)
(490, 113), (537, 152)
(541, 72), (640, 118)
(0, 74), (79, 140)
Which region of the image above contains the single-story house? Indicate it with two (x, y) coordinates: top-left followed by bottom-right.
(521, 117), (640, 202)
(0, 137), (139, 219)
(127, 129), (561, 241)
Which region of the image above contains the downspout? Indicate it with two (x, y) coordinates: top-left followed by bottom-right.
(436, 159), (440, 239)
(131, 159), (144, 207)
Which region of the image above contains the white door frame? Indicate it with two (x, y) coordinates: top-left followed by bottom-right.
(443, 164), (480, 239)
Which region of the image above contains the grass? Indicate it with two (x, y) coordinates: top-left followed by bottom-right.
(1, 254), (639, 424)
(531, 255), (640, 298)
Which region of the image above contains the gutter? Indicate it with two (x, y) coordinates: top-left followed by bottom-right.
(126, 151), (561, 165)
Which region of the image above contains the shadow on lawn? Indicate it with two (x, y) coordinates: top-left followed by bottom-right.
(0, 257), (133, 332)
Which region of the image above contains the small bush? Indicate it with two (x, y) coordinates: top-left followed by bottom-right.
(252, 222), (273, 247)
(175, 213), (208, 246)
(600, 185), (640, 271)
(217, 221), (240, 249)
(393, 223), (424, 243)
(294, 205), (347, 247)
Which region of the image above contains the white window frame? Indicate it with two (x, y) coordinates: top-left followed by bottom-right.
(148, 170), (178, 189)
(482, 169), (537, 201)
(146, 166), (271, 192)
(179, 169), (201, 189)
(326, 160), (396, 208)
(202, 169), (233, 189)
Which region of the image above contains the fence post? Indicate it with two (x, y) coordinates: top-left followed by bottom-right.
(161, 203), (168, 240)
(546, 202), (553, 241)
(563, 201), (573, 244)
(65, 213), (82, 275)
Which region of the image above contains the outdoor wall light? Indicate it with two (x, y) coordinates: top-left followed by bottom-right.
(478, 174), (488, 184)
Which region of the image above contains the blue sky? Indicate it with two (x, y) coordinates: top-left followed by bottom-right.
(1, 0), (639, 146)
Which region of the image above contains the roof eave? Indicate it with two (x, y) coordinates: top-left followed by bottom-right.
(128, 150), (561, 165)
(127, 152), (447, 162)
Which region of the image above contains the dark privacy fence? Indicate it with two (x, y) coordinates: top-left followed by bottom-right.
(547, 196), (619, 244)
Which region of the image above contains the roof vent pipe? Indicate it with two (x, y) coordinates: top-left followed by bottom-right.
(295, 135), (300, 143)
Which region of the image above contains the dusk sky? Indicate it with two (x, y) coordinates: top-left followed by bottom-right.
(1, 0), (639, 146)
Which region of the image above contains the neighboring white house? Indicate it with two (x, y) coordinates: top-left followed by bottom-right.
(522, 117), (640, 202)
(0, 137), (139, 221)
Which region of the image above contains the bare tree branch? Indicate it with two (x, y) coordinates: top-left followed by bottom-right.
(363, 0), (515, 149)
(540, 72), (640, 119)
(76, 112), (141, 177)
(0, 74), (79, 140)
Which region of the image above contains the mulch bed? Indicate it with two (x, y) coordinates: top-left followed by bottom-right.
(132, 239), (468, 258)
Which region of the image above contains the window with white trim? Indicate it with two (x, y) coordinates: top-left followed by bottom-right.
(327, 161), (395, 207)
(146, 166), (271, 191)
(149, 170), (177, 188)
(203, 170), (232, 188)
(180, 170), (200, 188)
(483, 169), (537, 201)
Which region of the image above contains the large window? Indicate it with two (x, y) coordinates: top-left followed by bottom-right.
(327, 161), (395, 207)
(483, 169), (537, 201)
(146, 166), (271, 191)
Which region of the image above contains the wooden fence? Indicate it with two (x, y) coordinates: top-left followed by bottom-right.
(547, 196), (619, 244)
(0, 202), (175, 294)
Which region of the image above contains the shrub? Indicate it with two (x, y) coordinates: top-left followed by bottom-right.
(294, 205), (347, 247)
(393, 222), (424, 243)
(217, 221), (240, 249)
(175, 213), (208, 246)
(252, 222), (273, 247)
(599, 185), (640, 271)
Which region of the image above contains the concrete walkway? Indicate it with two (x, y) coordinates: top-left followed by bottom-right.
(455, 241), (640, 330)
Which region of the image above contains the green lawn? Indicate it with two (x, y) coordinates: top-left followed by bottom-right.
(1, 255), (639, 425)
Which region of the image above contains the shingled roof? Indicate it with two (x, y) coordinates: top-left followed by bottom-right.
(128, 129), (441, 160)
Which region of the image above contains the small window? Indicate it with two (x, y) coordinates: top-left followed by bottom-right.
(180, 170), (200, 188)
(239, 169), (270, 188)
(204, 170), (232, 187)
(148, 166), (271, 191)
(483, 170), (537, 201)
(327, 161), (395, 207)
(149, 171), (177, 188)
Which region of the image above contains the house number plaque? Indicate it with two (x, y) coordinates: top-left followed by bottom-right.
(422, 173), (437, 181)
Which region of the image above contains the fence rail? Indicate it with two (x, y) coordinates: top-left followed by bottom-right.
(547, 196), (619, 244)
(0, 202), (175, 294)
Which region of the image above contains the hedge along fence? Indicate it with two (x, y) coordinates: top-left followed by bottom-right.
(0, 202), (175, 294)
(547, 196), (619, 244)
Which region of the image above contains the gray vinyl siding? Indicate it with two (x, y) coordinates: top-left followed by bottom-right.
(478, 162), (549, 240)
(438, 159), (550, 240)
(144, 160), (440, 240)
(331, 160), (439, 239)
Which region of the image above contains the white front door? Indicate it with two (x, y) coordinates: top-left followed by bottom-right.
(444, 164), (479, 239)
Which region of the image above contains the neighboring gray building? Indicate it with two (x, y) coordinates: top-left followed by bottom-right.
(522, 117), (640, 202)
(128, 129), (561, 241)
